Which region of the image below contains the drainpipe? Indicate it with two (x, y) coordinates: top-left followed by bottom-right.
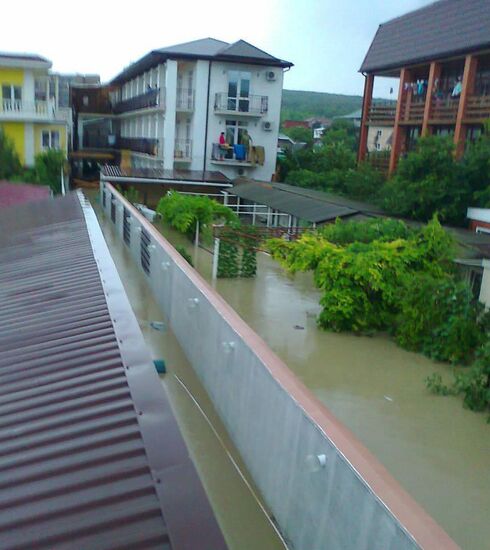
(203, 60), (212, 178)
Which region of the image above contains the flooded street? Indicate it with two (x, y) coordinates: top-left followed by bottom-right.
(155, 220), (490, 550)
(91, 195), (286, 550)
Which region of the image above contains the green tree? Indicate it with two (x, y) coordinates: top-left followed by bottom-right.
(462, 122), (490, 206)
(157, 192), (238, 237)
(34, 149), (65, 194)
(282, 126), (313, 146)
(0, 128), (21, 179)
(380, 136), (467, 225)
(322, 120), (358, 152)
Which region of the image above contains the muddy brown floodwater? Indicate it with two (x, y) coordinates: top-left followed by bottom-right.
(154, 219), (490, 550)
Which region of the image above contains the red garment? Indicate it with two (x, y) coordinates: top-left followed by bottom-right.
(219, 134), (226, 145)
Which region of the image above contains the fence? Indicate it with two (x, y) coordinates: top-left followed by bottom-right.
(100, 181), (458, 550)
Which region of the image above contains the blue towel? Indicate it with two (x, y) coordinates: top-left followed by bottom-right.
(234, 144), (246, 161)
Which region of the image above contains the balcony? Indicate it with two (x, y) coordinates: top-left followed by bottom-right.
(429, 97), (459, 123)
(174, 139), (192, 161)
(113, 88), (163, 114)
(465, 95), (490, 123)
(119, 137), (159, 156)
(367, 102), (396, 125)
(210, 143), (263, 167)
(176, 88), (194, 111)
(399, 97), (425, 124)
(0, 99), (61, 121)
(214, 93), (268, 116)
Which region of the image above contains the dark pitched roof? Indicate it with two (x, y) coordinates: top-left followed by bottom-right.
(360, 0), (490, 74)
(111, 38), (292, 84)
(229, 179), (383, 223)
(156, 37), (229, 57)
(0, 193), (226, 549)
(0, 182), (51, 208)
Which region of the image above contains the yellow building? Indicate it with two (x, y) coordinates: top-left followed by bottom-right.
(0, 52), (70, 167)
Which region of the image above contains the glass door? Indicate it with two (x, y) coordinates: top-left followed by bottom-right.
(227, 71), (251, 112)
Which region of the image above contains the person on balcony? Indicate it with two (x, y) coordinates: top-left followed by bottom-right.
(452, 77), (462, 98)
(218, 132), (228, 160)
(241, 130), (252, 161)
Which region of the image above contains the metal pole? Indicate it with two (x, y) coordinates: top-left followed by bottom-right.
(212, 238), (220, 280)
(252, 203), (256, 225)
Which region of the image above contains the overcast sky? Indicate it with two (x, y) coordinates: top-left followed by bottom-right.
(3, 0), (432, 98)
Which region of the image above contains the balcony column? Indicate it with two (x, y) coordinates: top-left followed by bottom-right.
(357, 74), (374, 163)
(389, 68), (411, 175)
(422, 62), (441, 136)
(163, 60), (177, 170)
(454, 54), (478, 158)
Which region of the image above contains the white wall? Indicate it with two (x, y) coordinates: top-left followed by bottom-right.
(191, 60), (210, 171)
(205, 62), (284, 181)
(368, 126), (393, 152)
(163, 60), (177, 169)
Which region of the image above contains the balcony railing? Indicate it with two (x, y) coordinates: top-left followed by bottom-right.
(1, 99), (57, 118)
(400, 98), (425, 123)
(83, 134), (118, 149)
(367, 102), (396, 125)
(465, 95), (490, 122)
(119, 137), (159, 156)
(113, 88), (162, 114)
(174, 139), (192, 161)
(176, 88), (194, 111)
(429, 97), (460, 123)
(214, 93), (268, 116)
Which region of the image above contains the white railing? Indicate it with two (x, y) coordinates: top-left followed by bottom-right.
(1, 99), (58, 118)
(99, 180), (458, 550)
(176, 88), (194, 111)
(174, 138), (192, 160)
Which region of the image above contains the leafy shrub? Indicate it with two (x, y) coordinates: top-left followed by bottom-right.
(217, 241), (239, 278)
(34, 149), (65, 194)
(396, 275), (489, 364)
(175, 245), (193, 267)
(268, 217), (455, 333)
(341, 163), (385, 201)
(379, 136), (467, 225)
(320, 217), (411, 245)
(157, 192), (238, 236)
(0, 128), (21, 179)
(285, 169), (326, 189)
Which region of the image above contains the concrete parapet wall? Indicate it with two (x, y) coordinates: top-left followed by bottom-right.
(100, 180), (459, 550)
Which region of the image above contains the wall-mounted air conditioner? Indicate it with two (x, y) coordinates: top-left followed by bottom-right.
(262, 121), (273, 131)
(265, 70), (276, 81)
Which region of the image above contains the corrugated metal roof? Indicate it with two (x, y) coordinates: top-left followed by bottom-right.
(360, 0), (490, 74)
(230, 179), (383, 223)
(0, 193), (226, 550)
(101, 164), (232, 184)
(0, 182), (51, 209)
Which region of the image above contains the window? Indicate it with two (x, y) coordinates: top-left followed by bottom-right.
(376, 130), (382, 137)
(42, 130), (60, 150)
(225, 119), (249, 146)
(227, 71), (251, 112)
(2, 84), (22, 103)
(376, 143), (381, 151)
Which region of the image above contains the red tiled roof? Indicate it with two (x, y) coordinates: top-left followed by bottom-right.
(0, 182), (51, 209)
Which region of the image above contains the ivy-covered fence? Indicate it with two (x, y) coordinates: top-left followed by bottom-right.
(215, 227), (260, 278)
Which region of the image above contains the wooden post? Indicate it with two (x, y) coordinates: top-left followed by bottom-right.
(454, 54), (478, 158)
(358, 74), (374, 163)
(422, 62), (441, 136)
(389, 68), (411, 175)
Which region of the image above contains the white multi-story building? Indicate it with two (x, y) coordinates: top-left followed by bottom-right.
(79, 38), (292, 182)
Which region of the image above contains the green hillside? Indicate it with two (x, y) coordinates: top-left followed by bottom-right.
(281, 89), (363, 121)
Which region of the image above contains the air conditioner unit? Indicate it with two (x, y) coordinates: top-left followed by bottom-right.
(265, 70), (276, 81)
(262, 121), (273, 131)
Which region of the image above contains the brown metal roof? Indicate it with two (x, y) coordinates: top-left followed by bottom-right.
(360, 0), (490, 74)
(0, 181), (51, 209)
(0, 193), (226, 550)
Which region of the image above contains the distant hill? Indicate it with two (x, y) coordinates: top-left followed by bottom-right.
(281, 89), (363, 121)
